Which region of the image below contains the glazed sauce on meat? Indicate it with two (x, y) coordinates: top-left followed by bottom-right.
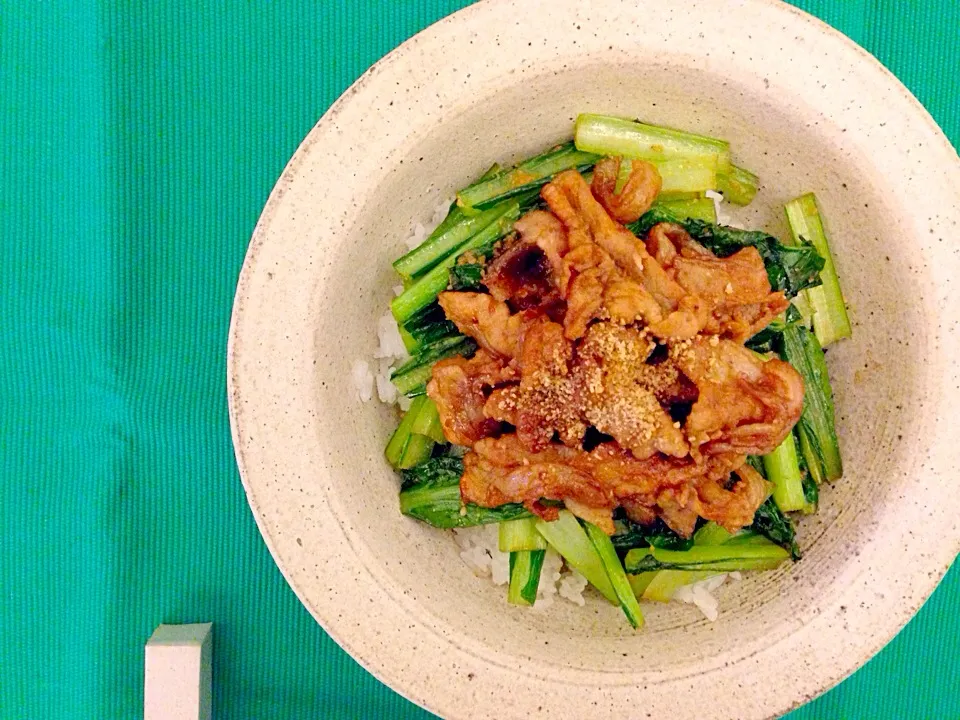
(428, 167), (805, 537)
(484, 242), (556, 311)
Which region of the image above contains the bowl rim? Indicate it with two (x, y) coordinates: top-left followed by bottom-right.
(227, 1), (960, 718)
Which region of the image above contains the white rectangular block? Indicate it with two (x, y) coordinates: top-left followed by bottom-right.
(145, 623), (213, 720)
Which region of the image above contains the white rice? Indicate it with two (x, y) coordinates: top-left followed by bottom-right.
(350, 359), (374, 402)
(557, 569), (589, 607)
(375, 361), (398, 405)
(491, 545), (511, 586)
(357, 199), (455, 409)
(356, 310), (410, 408)
(672, 572), (741, 621)
(705, 188), (733, 227)
(429, 198), (454, 230)
(405, 223), (427, 250)
(452, 526), (574, 609)
(373, 312), (408, 361)
(453, 525), (498, 577)
(534, 550), (565, 610)
(402, 199), (453, 250)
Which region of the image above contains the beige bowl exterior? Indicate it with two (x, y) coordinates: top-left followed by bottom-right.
(227, 1), (960, 718)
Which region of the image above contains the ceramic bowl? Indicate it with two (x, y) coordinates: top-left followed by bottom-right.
(227, 1), (960, 717)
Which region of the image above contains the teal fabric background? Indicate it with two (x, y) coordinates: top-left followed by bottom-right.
(1, 1), (956, 718)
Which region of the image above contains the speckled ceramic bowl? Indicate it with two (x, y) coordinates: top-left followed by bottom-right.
(227, 1), (960, 718)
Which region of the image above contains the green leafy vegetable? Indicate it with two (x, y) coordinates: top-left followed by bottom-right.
(409, 396), (445, 444)
(499, 517), (547, 552)
(392, 203), (511, 280)
(624, 541), (791, 574)
(746, 306), (843, 488)
(763, 432), (806, 513)
(575, 114), (731, 170)
(457, 142), (599, 210)
(610, 515), (694, 551)
(399, 456), (533, 528)
(399, 455), (463, 491)
(692, 521), (734, 546)
(627, 572), (658, 598)
(681, 220), (824, 297)
(757, 239), (826, 300)
(609, 519), (648, 551)
(625, 205), (690, 236)
(640, 570), (712, 602)
(397, 432), (434, 470)
(802, 473), (819, 509)
(390, 335), (477, 396)
(656, 156), (718, 194)
(721, 530), (772, 545)
(535, 511), (618, 603)
(745, 305), (801, 354)
(744, 329), (778, 355)
(476, 163), (502, 181)
(449, 262), (485, 291)
(655, 197), (717, 223)
(628, 208), (825, 298)
(401, 304), (459, 349)
(746, 454), (765, 475)
(780, 321), (843, 484)
(507, 550), (546, 606)
(584, 522), (645, 628)
(785, 193), (851, 346)
(750, 497), (800, 560)
(391, 201), (519, 324)
(717, 164), (759, 206)
(385, 395), (428, 468)
(638, 518), (739, 602)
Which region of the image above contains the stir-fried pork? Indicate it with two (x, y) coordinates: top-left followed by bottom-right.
(573, 322), (688, 459)
(647, 222), (790, 342)
(674, 336), (804, 456)
(591, 156), (662, 224)
(460, 434), (761, 535)
(427, 350), (517, 446)
(429, 169), (804, 536)
(437, 291), (522, 358)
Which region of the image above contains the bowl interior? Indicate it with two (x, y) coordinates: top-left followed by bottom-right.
(229, 2), (960, 717)
(315, 59), (925, 671)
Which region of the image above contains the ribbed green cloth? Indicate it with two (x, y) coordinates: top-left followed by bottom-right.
(1, 1), (956, 718)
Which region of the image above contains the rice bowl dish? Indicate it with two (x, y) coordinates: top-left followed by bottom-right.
(228, 1), (960, 716)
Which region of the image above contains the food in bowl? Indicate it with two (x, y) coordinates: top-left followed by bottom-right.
(358, 114), (850, 628)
